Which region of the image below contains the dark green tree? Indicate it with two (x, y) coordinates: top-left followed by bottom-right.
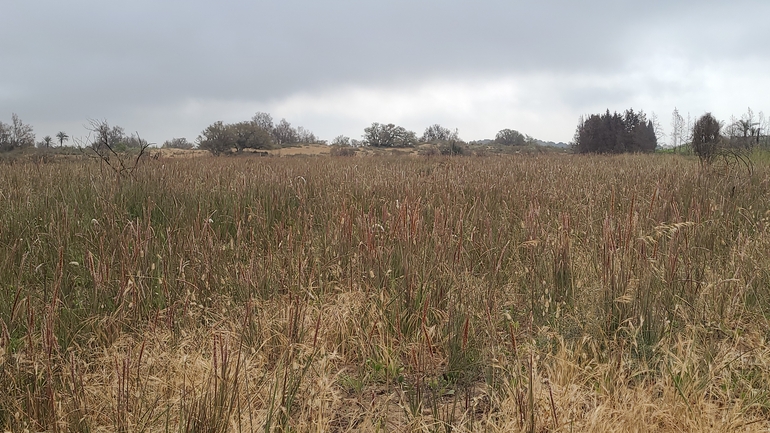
(197, 121), (234, 156)
(623, 109), (657, 152)
(572, 109), (657, 153)
(421, 124), (458, 143)
(39, 135), (53, 148)
(363, 123), (417, 147)
(494, 128), (527, 146)
(231, 121), (274, 152)
(56, 131), (69, 147)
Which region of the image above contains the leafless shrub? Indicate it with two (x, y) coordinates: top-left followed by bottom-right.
(76, 119), (151, 179)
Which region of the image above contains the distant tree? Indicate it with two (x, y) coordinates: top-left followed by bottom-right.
(121, 134), (149, 150)
(0, 113), (36, 152)
(80, 119), (151, 178)
(87, 119), (125, 153)
(624, 109), (657, 152)
(729, 108), (760, 148)
(162, 137), (194, 149)
(197, 121), (234, 156)
(495, 129), (527, 146)
(691, 113), (721, 165)
(421, 124), (458, 143)
(736, 119), (754, 141)
(11, 114), (35, 149)
(231, 121), (273, 152)
(296, 126), (318, 144)
(363, 122), (417, 148)
(670, 108), (685, 150)
(332, 135), (351, 146)
(572, 115), (604, 153)
(197, 118), (276, 155)
(272, 118), (298, 145)
(0, 123), (10, 152)
(252, 112), (274, 132)
(40, 135), (54, 148)
(650, 112), (666, 144)
(572, 109), (656, 153)
(56, 131), (69, 147)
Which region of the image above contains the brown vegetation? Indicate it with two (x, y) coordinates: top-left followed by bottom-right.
(1, 153), (769, 431)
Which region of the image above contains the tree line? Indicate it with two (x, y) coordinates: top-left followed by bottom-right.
(195, 113), (541, 156)
(0, 115), (147, 152)
(3, 106), (767, 159)
(195, 113), (320, 155)
(0, 111), (577, 156)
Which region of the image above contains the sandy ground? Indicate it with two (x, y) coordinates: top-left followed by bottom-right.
(155, 144), (424, 158)
(153, 148), (210, 158)
(267, 144), (331, 156)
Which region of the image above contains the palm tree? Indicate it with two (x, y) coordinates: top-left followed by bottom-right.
(56, 131), (69, 147)
(43, 136), (53, 148)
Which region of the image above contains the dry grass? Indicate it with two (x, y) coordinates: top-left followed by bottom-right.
(155, 148), (210, 158)
(1, 152), (769, 432)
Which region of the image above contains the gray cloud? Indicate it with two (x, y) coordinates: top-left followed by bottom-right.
(2, 0), (769, 143)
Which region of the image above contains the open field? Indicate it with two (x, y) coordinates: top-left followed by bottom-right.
(1, 152), (770, 432)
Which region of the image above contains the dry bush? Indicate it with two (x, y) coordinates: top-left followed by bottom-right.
(329, 145), (357, 157)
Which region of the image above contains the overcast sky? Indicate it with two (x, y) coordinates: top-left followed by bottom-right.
(2, 0), (769, 145)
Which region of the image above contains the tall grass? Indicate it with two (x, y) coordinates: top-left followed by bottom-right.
(1, 152), (769, 431)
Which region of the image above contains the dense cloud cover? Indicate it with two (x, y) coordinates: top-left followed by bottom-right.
(2, 0), (769, 144)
